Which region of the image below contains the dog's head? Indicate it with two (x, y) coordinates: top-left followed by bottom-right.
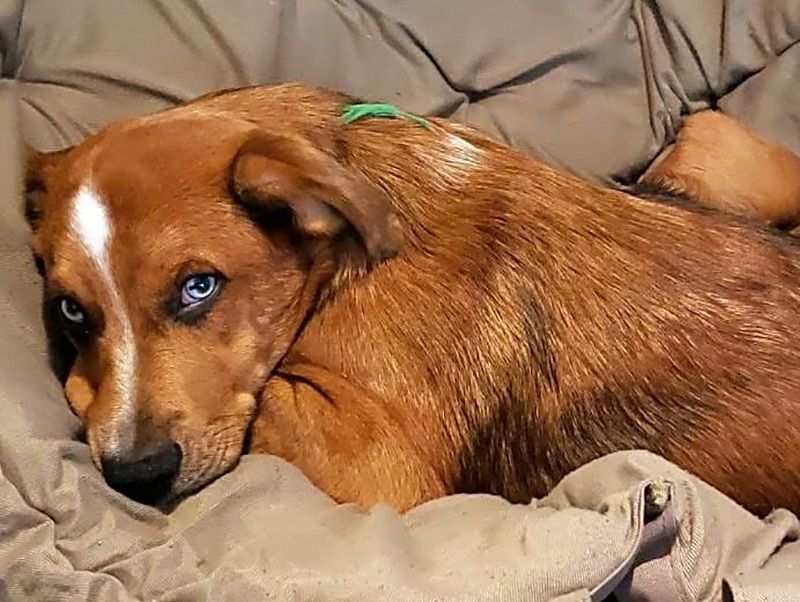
(24, 88), (401, 505)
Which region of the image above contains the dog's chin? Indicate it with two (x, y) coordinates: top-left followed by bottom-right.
(153, 391), (261, 510)
(156, 451), (245, 512)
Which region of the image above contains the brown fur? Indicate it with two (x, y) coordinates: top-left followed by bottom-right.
(25, 84), (800, 515)
(642, 110), (800, 230)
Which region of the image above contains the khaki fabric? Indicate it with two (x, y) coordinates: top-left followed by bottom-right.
(1, 1), (799, 600)
(8, 0), (800, 182)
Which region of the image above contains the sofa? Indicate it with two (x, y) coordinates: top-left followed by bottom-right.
(1, 1), (799, 600)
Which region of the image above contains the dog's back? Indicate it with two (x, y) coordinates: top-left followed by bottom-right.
(285, 99), (800, 514)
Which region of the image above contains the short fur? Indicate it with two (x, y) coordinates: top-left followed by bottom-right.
(25, 84), (800, 514)
(642, 110), (800, 230)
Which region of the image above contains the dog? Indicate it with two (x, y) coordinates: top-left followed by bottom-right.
(24, 83), (800, 514)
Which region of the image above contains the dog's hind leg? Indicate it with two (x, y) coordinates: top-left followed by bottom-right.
(640, 111), (800, 230)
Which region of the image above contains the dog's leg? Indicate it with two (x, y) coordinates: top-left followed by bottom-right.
(249, 366), (448, 511)
(641, 111), (800, 229)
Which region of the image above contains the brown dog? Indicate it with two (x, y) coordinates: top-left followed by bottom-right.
(24, 84), (800, 514)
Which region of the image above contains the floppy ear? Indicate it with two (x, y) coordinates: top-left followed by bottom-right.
(22, 146), (77, 380)
(24, 147), (47, 232)
(231, 131), (402, 267)
(23, 145), (71, 233)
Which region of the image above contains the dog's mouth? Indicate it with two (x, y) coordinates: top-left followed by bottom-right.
(96, 441), (246, 511)
(89, 395), (260, 510)
(67, 331), (277, 509)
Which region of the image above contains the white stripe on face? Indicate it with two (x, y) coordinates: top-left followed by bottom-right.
(69, 185), (137, 453)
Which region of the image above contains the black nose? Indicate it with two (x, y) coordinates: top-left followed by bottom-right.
(100, 440), (182, 505)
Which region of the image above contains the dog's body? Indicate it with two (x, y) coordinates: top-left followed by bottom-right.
(25, 84), (800, 514)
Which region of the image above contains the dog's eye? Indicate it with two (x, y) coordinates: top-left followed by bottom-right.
(180, 274), (219, 307)
(50, 295), (94, 345)
(169, 271), (226, 324)
(59, 297), (86, 325)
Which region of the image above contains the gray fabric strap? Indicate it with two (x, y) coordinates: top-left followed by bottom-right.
(589, 481), (685, 602)
(615, 496), (686, 601)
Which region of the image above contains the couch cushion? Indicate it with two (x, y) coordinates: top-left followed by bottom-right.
(8, 0), (800, 183)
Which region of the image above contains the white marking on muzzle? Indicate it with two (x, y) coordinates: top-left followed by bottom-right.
(70, 185), (137, 453)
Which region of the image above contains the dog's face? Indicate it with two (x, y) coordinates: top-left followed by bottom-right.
(25, 106), (400, 505)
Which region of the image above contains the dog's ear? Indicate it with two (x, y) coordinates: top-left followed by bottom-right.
(23, 146), (77, 377)
(24, 147), (47, 232)
(23, 146), (71, 233)
(231, 131), (402, 266)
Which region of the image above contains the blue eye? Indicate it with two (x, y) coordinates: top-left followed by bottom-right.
(59, 297), (86, 324)
(180, 274), (219, 307)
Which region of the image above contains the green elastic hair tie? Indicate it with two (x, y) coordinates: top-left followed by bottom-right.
(341, 103), (432, 128)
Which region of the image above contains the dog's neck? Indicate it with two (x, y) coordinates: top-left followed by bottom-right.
(265, 108), (800, 508)
(277, 118), (659, 495)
